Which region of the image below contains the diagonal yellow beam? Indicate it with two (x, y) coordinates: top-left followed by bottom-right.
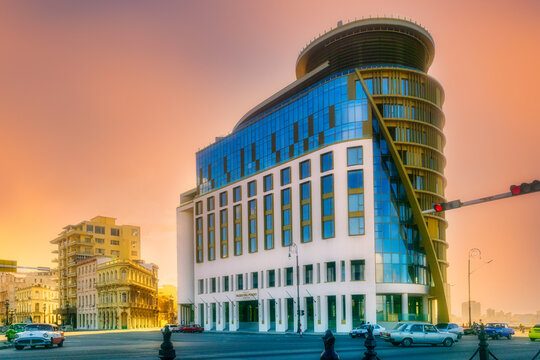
(355, 69), (449, 322)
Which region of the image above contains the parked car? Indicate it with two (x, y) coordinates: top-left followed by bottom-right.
(484, 323), (514, 340)
(5, 323), (27, 342)
(381, 322), (458, 347)
(13, 323), (65, 350)
(436, 323), (464, 339)
(161, 324), (180, 333)
(349, 324), (385, 338)
(179, 324), (204, 333)
(529, 324), (540, 342)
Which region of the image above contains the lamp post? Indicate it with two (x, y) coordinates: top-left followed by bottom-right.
(66, 301), (71, 326)
(4, 300), (9, 326)
(288, 242), (301, 335)
(468, 248), (493, 328)
(43, 303), (47, 324)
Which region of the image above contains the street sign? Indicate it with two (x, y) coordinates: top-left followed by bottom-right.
(0, 260), (17, 273)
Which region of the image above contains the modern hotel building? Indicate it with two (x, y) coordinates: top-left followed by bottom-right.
(177, 18), (450, 333)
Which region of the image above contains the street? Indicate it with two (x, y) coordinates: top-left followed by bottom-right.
(1, 330), (539, 360)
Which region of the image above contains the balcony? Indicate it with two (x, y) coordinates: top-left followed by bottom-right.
(52, 258), (58, 263)
(52, 249), (59, 254)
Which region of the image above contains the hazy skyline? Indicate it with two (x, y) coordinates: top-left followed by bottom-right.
(0, 0), (539, 316)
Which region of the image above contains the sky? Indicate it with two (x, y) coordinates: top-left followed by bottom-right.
(0, 0), (539, 316)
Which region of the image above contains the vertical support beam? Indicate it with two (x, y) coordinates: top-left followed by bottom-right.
(355, 69), (449, 322)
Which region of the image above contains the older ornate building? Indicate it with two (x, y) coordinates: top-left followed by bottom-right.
(15, 284), (59, 324)
(96, 259), (158, 329)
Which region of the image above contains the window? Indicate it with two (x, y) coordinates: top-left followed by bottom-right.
(223, 276), (229, 292)
(86, 225), (94, 233)
(111, 250), (120, 256)
(251, 272), (258, 289)
(207, 196), (215, 211)
(198, 280), (204, 294)
(299, 160), (310, 179)
(248, 200), (257, 253)
(264, 194), (274, 250)
(341, 260), (346, 281)
(304, 265), (313, 284)
(219, 191), (228, 207)
(236, 274), (243, 290)
(110, 240), (119, 246)
(95, 238), (104, 244)
(233, 205), (242, 256)
(348, 169), (365, 235)
(95, 248), (105, 255)
(326, 262), (336, 282)
(248, 181), (257, 197)
(220, 209), (228, 258)
(347, 146), (363, 166)
(263, 174), (273, 192)
(267, 270), (275, 287)
(281, 188), (292, 246)
(280, 167), (291, 186)
(351, 260), (365, 281)
(210, 278), (216, 293)
(321, 152), (333, 172)
(233, 186), (242, 203)
(207, 213), (215, 261)
(300, 182), (312, 243)
(321, 175), (335, 239)
(196, 217), (203, 263)
(285, 267), (293, 286)
(195, 201), (202, 215)
(95, 226), (105, 234)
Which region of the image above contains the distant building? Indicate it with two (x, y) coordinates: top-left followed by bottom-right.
(96, 259), (158, 329)
(462, 301), (481, 323)
(15, 284), (58, 324)
(50, 216), (141, 327)
(158, 285), (178, 326)
(0, 273), (25, 323)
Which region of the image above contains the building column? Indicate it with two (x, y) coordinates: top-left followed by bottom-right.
(422, 296), (429, 322)
(401, 293), (409, 321)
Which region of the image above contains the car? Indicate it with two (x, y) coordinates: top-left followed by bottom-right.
(13, 323), (65, 350)
(381, 322), (458, 347)
(162, 324), (180, 333)
(529, 324), (540, 342)
(349, 324), (386, 338)
(5, 323), (27, 342)
(436, 323), (464, 339)
(484, 323), (514, 340)
(179, 324), (204, 333)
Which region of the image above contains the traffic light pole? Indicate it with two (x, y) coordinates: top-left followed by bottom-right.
(422, 191), (514, 214)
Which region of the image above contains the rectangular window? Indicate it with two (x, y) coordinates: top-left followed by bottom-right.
(95, 238), (104, 244)
(264, 194), (274, 250)
(220, 209), (228, 258)
(219, 191), (228, 207)
(86, 225), (94, 233)
(248, 199), (257, 253)
(111, 250), (120, 256)
(280, 167), (291, 186)
(263, 174), (273, 192)
(267, 270), (275, 287)
(233, 186), (242, 203)
(341, 295), (346, 321)
(299, 160), (310, 179)
(236, 274), (243, 290)
(207, 213), (215, 261)
(351, 260), (365, 281)
(285, 267), (293, 286)
(321, 174), (335, 239)
(304, 264), (313, 284)
(341, 260), (345, 281)
(248, 180), (257, 197)
(347, 146), (363, 166)
(251, 272), (258, 289)
(233, 204), (242, 256)
(195, 201), (203, 215)
(326, 262), (336, 282)
(110, 227), (120, 236)
(300, 181), (312, 243)
(110, 240), (119, 246)
(196, 217), (203, 263)
(320, 152), (333, 173)
(95, 248), (105, 255)
(281, 188), (292, 246)
(210, 278), (216, 293)
(207, 196), (215, 211)
(348, 169), (365, 235)
(223, 276), (229, 292)
(198, 279), (204, 294)
(95, 226), (105, 234)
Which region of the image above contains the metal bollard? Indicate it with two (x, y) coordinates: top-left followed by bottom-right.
(320, 329), (340, 360)
(362, 325), (380, 360)
(158, 326), (177, 360)
(477, 324), (489, 360)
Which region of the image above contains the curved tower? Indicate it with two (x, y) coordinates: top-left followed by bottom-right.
(177, 17), (450, 331)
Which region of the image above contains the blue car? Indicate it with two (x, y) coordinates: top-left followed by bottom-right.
(484, 323), (514, 340)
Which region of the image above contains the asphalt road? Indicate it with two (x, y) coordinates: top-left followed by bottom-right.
(1, 330), (538, 359)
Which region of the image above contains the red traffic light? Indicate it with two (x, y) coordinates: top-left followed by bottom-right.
(510, 185), (521, 195)
(434, 204), (443, 212)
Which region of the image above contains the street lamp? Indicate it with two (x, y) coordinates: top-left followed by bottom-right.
(43, 303), (47, 324)
(66, 301), (70, 326)
(467, 248), (493, 328)
(288, 242), (301, 335)
(4, 300), (9, 326)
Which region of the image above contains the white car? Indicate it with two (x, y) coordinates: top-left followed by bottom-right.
(349, 324), (386, 338)
(162, 324), (179, 333)
(14, 323), (65, 350)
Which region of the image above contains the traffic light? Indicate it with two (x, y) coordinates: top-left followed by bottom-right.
(433, 200), (462, 212)
(510, 180), (540, 196)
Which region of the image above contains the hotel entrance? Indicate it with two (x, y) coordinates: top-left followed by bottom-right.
(305, 297), (314, 332)
(268, 299), (276, 331)
(238, 300), (258, 331)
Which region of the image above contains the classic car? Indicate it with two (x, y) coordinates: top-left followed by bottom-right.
(381, 322), (458, 347)
(529, 324), (540, 342)
(5, 323), (27, 342)
(436, 323), (464, 339)
(179, 324), (204, 333)
(13, 323), (65, 350)
(349, 324), (385, 338)
(161, 324), (180, 333)
(484, 323), (514, 340)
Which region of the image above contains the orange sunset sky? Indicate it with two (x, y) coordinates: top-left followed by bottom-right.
(0, 0), (539, 317)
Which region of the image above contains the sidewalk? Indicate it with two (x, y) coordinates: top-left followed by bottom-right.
(64, 327), (161, 337)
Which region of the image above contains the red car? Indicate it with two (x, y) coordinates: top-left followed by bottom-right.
(180, 324), (204, 333)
